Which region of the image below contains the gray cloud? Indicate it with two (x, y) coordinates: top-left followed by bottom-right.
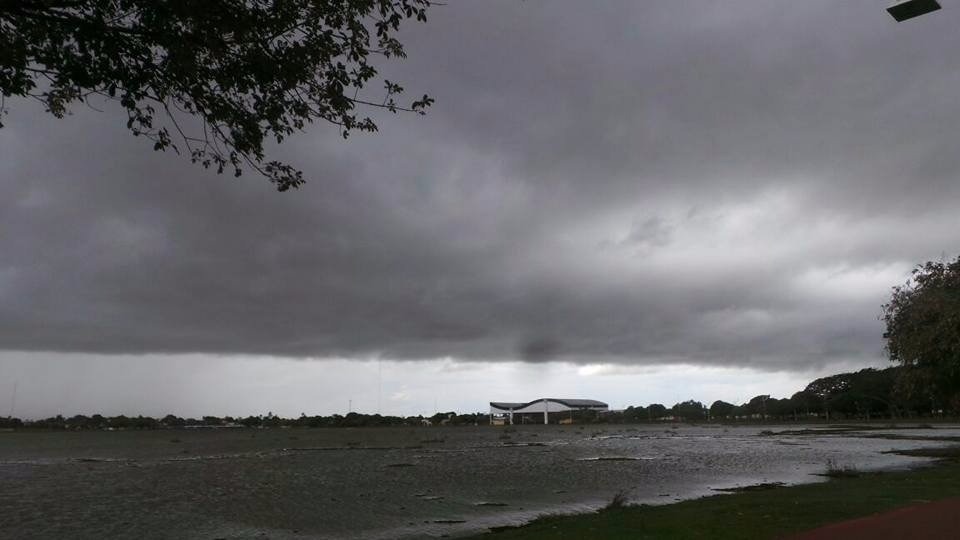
(2, 1), (959, 372)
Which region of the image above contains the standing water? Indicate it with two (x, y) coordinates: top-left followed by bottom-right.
(0, 424), (957, 539)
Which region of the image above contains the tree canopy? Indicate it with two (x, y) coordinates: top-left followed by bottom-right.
(671, 399), (705, 421)
(0, 0), (434, 190)
(708, 400), (735, 419)
(882, 256), (960, 410)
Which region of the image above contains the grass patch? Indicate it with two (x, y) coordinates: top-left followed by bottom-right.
(503, 442), (546, 447)
(713, 482), (785, 493)
(818, 459), (860, 478)
(578, 456), (640, 462)
(886, 446), (960, 459)
(861, 433), (960, 442)
(760, 425), (956, 440)
(604, 490), (630, 511)
(472, 448), (960, 539)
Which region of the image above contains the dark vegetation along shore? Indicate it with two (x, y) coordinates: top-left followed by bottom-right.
(471, 445), (960, 540)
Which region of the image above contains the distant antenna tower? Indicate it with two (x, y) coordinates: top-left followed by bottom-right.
(377, 358), (382, 415)
(8, 381), (17, 418)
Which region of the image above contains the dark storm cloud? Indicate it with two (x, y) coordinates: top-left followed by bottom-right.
(2, 1), (959, 370)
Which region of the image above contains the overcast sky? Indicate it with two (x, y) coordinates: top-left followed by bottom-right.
(2, 1), (958, 418)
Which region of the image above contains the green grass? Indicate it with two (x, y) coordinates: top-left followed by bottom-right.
(475, 450), (960, 540)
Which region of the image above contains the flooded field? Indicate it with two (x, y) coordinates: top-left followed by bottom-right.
(1, 424), (958, 539)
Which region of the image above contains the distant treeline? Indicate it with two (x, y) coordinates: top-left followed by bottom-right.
(0, 366), (951, 430)
(0, 410), (487, 430)
(611, 365), (943, 423)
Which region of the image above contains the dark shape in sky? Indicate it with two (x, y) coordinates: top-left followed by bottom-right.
(888, 0), (941, 22)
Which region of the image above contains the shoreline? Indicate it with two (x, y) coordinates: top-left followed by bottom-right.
(469, 446), (960, 539)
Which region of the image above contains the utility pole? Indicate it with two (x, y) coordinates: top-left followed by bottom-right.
(8, 381), (16, 418)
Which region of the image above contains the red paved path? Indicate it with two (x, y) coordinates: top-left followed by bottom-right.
(785, 498), (960, 539)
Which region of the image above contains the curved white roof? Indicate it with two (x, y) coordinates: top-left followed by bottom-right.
(489, 398), (608, 411)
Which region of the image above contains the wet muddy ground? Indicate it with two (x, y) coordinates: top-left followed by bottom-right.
(1, 424), (958, 539)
